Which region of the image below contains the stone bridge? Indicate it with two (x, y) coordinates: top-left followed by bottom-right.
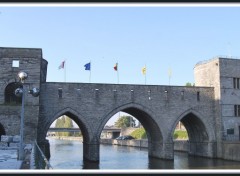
(4, 47), (240, 163)
(37, 82), (217, 161)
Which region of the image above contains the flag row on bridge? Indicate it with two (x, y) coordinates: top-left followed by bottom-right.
(59, 60), (154, 75)
(58, 60), (172, 84)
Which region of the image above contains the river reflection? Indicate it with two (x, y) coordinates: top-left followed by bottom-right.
(48, 138), (240, 170)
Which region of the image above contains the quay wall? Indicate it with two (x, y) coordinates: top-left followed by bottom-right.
(173, 140), (189, 152)
(100, 139), (189, 152)
(48, 136), (82, 141)
(222, 142), (240, 161)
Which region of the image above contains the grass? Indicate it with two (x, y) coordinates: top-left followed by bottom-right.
(174, 130), (188, 140)
(130, 128), (189, 140)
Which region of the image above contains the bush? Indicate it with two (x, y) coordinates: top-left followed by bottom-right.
(130, 128), (147, 139)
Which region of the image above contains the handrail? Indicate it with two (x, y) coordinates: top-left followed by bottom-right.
(32, 140), (53, 169)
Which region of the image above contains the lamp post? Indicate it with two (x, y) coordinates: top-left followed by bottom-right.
(15, 71), (40, 160)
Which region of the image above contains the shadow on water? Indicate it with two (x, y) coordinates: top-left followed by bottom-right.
(186, 154), (240, 169)
(149, 151), (240, 169)
(174, 151), (240, 169)
(82, 152), (240, 170)
(148, 157), (174, 169)
(82, 160), (100, 169)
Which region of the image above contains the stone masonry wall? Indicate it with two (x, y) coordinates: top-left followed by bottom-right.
(0, 47), (46, 143)
(38, 82), (216, 141)
(194, 58), (240, 160)
(38, 82), (217, 160)
(218, 59), (240, 137)
(194, 58), (222, 158)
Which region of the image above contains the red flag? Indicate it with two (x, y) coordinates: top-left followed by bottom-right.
(114, 63), (118, 71)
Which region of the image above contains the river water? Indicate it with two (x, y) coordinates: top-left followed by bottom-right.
(47, 137), (240, 170)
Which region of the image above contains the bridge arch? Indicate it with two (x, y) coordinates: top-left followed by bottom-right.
(40, 107), (91, 143)
(37, 107), (94, 161)
(97, 102), (165, 159)
(170, 109), (216, 158)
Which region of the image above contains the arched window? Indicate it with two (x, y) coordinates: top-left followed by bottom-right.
(4, 82), (22, 104)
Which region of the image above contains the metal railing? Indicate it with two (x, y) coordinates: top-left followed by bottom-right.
(31, 140), (53, 169)
(195, 55), (240, 66)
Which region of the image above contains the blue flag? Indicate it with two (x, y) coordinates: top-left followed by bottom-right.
(84, 62), (91, 70)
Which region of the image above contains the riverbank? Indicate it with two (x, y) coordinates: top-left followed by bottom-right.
(47, 136), (83, 141)
(100, 138), (189, 152)
(101, 138), (148, 148)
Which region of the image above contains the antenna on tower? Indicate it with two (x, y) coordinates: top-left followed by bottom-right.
(227, 42), (232, 58)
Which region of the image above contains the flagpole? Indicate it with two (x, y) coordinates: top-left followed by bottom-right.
(64, 60), (66, 82)
(89, 61), (91, 83)
(117, 69), (119, 84)
(117, 62), (119, 84)
(145, 64), (146, 85)
(168, 67), (172, 86)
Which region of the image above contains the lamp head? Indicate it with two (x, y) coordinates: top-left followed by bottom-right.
(15, 88), (23, 97)
(29, 87), (40, 97)
(18, 71), (28, 83)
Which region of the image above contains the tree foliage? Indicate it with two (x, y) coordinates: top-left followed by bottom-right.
(130, 127), (147, 139)
(114, 115), (136, 128)
(185, 82), (195, 86)
(55, 115), (74, 136)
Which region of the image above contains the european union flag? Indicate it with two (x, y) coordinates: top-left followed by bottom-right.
(84, 62), (91, 70)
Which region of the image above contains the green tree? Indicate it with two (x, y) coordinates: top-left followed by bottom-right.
(114, 115), (136, 128)
(185, 82), (195, 86)
(54, 115), (74, 137)
(55, 117), (64, 136)
(131, 127), (147, 139)
(63, 116), (73, 136)
(185, 82), (192, 86)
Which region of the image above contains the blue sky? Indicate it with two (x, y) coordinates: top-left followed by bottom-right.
(1, 4), (240, 125)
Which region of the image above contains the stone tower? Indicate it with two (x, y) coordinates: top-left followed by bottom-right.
(0, 47), (47, 143)
(194, 57), (240, 159)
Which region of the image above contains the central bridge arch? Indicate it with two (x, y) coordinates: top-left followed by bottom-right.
(97, 102), (165, 159)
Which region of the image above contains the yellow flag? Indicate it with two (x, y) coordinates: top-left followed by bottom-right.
(168, 67), (172, 78)
(142, 66), (146, 75)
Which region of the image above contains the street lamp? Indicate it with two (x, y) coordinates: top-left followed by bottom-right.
(18, 71), (28, 83)
(15, 71), (40, 160)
